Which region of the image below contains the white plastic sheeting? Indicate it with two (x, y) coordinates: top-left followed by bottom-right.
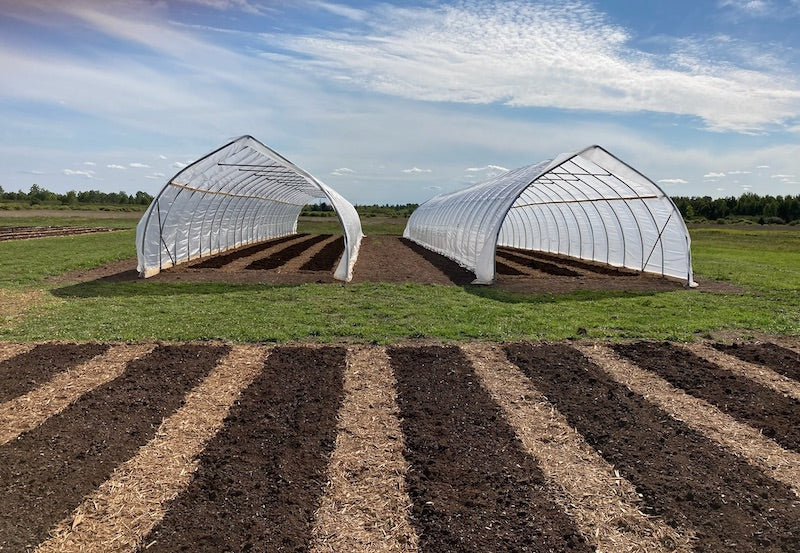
(404, 145), (694, 285)
(136, 136), (363, 281)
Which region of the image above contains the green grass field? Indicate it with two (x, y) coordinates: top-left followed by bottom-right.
(1, 214), (797, 343)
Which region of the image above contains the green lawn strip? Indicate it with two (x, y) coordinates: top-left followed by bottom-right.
(0, 230), (136, 288)
(2, 282), (794, 343)
(690, 228), (800, 291)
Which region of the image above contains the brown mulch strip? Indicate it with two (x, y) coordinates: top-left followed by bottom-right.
(686, 342), (800, 402)
(143, 346), (345, 552)
(506, 343), (800, 552)
(461, 343), (692, 553)
(388, 345), (593, 552)
(497, 249), (583, 276)
(300, 236), (344, 272)
(37, 345), (268, 553)
(499, 246), (639, 276)
(0, 344), (155, 446)
(495, 259), (526, 275)
(189, 234), (305, 269)
(614, 342), (800, 453)
(310, 346), (418, 552)
(0, 344), (228, 552)
(0, 342), (109, 403)
(713, 342), (800, 382)
(0, 342), (35, 363)
(246, 234), (332, 270)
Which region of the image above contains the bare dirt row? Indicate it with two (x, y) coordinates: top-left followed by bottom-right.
(56, 234), (733, 295)
(0, 226), (119, 241)
(1, 340), (797, 552)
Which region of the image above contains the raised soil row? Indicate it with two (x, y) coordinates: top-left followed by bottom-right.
(1, 340), (797, 552)
(0, 225), (118, 241)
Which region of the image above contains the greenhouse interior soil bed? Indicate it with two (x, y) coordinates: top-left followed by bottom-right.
(50, 234), (741, 294)
(0, 339), (798, 552)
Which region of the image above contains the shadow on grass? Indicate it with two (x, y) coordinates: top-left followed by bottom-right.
(462, 285), (662, 304)
(50, 276), (664, 306)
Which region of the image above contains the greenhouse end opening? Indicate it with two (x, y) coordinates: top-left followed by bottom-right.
(404, 145), (696, 287)
(135, 136), (363, 282)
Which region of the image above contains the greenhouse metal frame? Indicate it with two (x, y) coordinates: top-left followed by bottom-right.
(136, 135), (363, 281)
(404, 145), (695, 286)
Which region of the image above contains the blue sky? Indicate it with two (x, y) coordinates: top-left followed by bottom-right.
(1, 0), (799, 204)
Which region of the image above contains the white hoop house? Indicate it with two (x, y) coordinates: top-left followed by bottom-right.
(404, 145), (694, 286)
(136, 135), (363, 281)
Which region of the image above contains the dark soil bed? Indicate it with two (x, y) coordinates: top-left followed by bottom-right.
(0, 342), (108, 402)
(505, 343), (800, 553)
(246, 234), (332, 270)
(388, 345), (592, 552)
(144, 346), (345, 552)
(614, 342), (800, 452)
(499, 246), (639, 276)
(497, 249), (583, 276)
(713, 342), (800, 381)
(190, 234), (304, 269)
(0, 344), (228, 552)
(50, 235), (737, 294)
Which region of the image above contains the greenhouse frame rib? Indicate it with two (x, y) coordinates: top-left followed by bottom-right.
(404, 145), (695, 286)
(136, 135), (363, 281)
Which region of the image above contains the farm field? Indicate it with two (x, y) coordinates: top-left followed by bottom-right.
(1, 339), (799, 552)
(0, 212), (798, 551)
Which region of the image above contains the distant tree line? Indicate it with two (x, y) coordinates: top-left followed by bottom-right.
(0, 184), (153, 206)
(301, 202), (419, 218)
(672, 193), (800, 225)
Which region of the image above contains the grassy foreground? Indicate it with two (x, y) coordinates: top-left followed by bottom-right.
(0, 216), (797, 343)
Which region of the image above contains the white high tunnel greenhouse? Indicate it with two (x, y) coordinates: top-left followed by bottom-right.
(404, 145), (695, 286)
(136, 135), (363, 281)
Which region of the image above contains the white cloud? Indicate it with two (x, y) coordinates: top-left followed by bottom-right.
(83, 161), (96, 166)
(158, 154), (167, 160)
(756, 165), (770, 168)
(727, 170), (752, 174)
(331, 167), (355, 176)
(129, 162), (150, 168)
(658, 178), (688, 184)
(402, 167), (432, 173)
(309, 1), (367, 21)
(466, 164), (509, 173)
(273, 0), (800, 132)
(771, 173), (796, 178)
(704, 172), (726, 178)
(63, 168), (95, 178)
(107, 164), (126, 169)
(172, 161), (188, 169)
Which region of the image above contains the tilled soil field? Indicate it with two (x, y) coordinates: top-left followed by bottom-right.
(1, 339), (798, 552)
(53, 234), (740, 293)
(0, 226), (119, 241)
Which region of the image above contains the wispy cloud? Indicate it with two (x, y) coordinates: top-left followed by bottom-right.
(273, 0), (800, 132)
(658, 178), (688, 184)
(63, 168), (95, 178)
(704, 172), (726, 178)
(402, 167), (432, 173)
(466, 164), (509, 173)
(309, 1), (367, 21)
(83, 161), (96, 166)
(129, 162), (150, 168)
(727, 170), (752, 174)
(331, 167), (355, 176)
(771, 173), (796, 178)
(172, 161), (188, 169)
(107, 164), (126, 169)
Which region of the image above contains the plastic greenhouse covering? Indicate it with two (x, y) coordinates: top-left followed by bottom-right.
(404, 145), (695, 286)
(136, 135), (363, 281)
